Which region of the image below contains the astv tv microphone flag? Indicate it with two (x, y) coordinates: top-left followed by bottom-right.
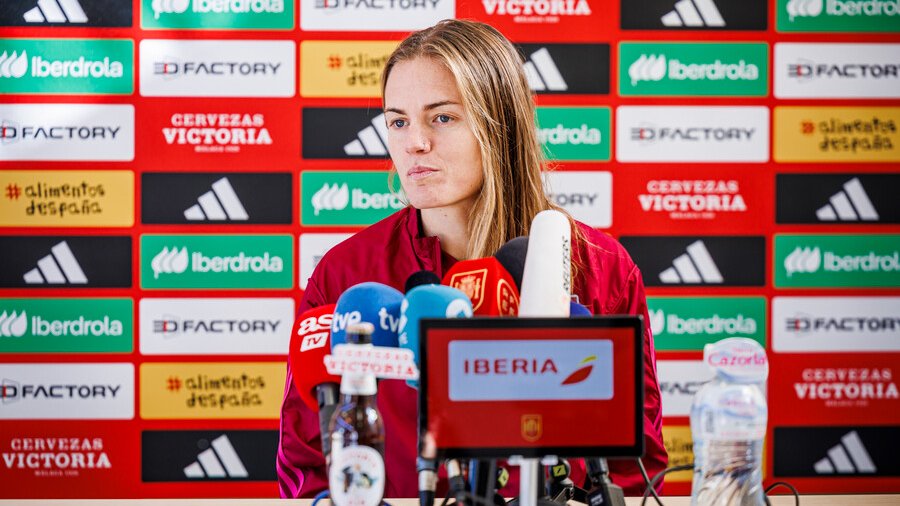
(288, 304), (340, 456)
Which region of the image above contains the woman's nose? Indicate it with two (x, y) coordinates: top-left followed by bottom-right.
(405, 125), (431, 154)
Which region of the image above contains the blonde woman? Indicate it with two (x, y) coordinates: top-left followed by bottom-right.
(278, 19), (666, 498)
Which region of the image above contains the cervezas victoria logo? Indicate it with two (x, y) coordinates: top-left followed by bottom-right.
(481, 0), (592, 23)
(161, 113), (272, 153)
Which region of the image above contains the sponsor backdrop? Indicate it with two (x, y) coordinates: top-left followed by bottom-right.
(0, 0), (898, 499)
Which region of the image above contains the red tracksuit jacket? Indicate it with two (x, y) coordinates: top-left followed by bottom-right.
(277, 207), (667, 498)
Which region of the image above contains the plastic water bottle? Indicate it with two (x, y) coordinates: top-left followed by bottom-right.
(690, 338), (768, 506)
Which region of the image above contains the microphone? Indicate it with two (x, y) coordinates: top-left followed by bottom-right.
(400, 282), (473, 389)
(546, 459), (575, 503)
(288, 304), (340, 457)
(400, 271), (473, 506)
(442, 257), (520, 316)
(570, 300), (592, 317)
(519, 210), (572, 318)
(514, 211), (573, 506)
(331, 282), (404, 349)
(494, 236), (529, 290)
(584, 458), (625, 506)
(405, 270), (440, 293)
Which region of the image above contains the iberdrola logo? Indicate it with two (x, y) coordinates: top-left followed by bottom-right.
(561, 355), (596, 385)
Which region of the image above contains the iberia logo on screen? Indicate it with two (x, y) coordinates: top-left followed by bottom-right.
(448, 340), (613, 401)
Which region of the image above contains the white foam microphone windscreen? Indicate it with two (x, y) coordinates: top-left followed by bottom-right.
(518, 210), (571, 317)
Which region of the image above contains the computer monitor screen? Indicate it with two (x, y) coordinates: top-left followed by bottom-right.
(419, 316), (644, 459)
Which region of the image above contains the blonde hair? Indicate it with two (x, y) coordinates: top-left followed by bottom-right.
(382, 19), (585, 261)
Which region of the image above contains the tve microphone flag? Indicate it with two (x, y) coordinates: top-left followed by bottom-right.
(331, 282), (404, 348)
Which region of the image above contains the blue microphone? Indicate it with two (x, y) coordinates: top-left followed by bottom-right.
(400, 283), (473, 389)
(331, 282), (404, 349)
(569, 300), (592, 317)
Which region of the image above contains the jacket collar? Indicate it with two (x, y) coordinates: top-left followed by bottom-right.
(407, 206), (444, 274)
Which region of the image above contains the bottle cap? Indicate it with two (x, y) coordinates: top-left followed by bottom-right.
(347, 322), (375, 336)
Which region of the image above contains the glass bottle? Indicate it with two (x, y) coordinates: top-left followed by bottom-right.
(328, 322), (386, 506)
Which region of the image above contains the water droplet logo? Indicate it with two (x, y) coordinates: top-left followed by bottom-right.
(561, 355), (596, 385)
(152, 0), (190, 19)
(649, 308), (665, 336)
(0, 51), (28, 79)
(312, 183), (350, 216)
(0, 310), (27, 337)
(784, 246), (821, 277)
(787, 0), (823, 21)
(151, 246), (189, 279)
(629, 54), (666, 86)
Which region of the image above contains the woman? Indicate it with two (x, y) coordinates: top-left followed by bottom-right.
(278, 19), (667, 499)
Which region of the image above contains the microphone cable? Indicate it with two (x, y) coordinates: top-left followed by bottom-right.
(638, 463), (801, 506)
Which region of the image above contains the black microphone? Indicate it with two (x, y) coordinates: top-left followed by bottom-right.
(584, 458), (625, 506)
(494, 236), (528, 290)
(546, 459), (575, 504)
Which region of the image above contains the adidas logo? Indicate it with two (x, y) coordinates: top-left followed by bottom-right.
(183, 435), (249, 479)
(23, 0), (88, 23)
(629, 54), (667, 86)
(0, 51), (28, 79)
(0, 311), (28, 338)
(660, 0), (725, 27)
(784, 246), (821, 277)
(22, 241), (88, 285)
(344, 113), (388, 156)
(183, 177), (249, 221)
(814, 430), (876, 474)
(816, 177), (879, 222)
(311, 183), (349, 215)
(659, 240), (723, 284)
(151, 247), (189, 279)
(787, 0), (823, 21)
(524, 47), (568, 92)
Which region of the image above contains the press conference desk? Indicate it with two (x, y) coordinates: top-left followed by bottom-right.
(4, 497), (899, 505)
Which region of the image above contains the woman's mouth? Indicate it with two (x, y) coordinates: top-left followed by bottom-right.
(407, 166), (438, 181)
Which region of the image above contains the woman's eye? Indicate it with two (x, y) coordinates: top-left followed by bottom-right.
(435, 114), (452, 124)
(390, 118), (407, 128)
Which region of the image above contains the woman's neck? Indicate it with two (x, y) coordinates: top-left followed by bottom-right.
(419, 205), (471, 261)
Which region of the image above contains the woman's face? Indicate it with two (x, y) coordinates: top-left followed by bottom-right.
(383, 57), (484, 213)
